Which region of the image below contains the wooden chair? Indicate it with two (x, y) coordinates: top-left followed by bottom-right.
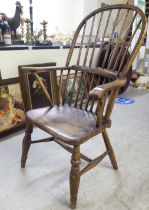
(20, 4), (146, 209)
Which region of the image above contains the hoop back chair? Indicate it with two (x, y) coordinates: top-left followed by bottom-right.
(20, 4), (146, 209)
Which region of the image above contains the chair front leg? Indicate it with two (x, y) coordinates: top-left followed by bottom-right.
(21, 121), (33, 168)
(102, 129), (118, 170)
(70, 145), (81, 209)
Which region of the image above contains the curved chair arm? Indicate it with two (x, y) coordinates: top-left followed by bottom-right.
(89, 79), (126, 99)
(89, 79), (126, 127)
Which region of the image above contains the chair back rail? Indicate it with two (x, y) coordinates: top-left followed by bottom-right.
(66, 4), (146, 76)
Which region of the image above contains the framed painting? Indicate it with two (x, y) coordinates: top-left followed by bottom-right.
(0, 76), (26, 138)
(18, 62), (56, 111)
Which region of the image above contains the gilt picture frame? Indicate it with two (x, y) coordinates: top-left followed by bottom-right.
(0, 77), (26, 138)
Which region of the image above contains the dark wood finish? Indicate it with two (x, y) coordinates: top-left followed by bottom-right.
(70, 146), (81, 209)
(145, 0), (149, 19)
(102, 130), (118, 170)
(21, 122), (33, 168)
(0, 77), (20, 85)
(20, 4), (146, 208)
(55, 139), (92, 162)
(80, 151), (109, 176)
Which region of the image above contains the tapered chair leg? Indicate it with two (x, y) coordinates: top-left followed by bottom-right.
(70, 145), (81, 209)
(21, 122), (33, 168)
(102, 130), (118, 170)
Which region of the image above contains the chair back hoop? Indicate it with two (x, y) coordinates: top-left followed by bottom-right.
(66, 4), (147, 78)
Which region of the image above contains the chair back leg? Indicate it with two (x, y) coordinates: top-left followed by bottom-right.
(70, 145), (81, 209)
(21, 122), (33, 168)
(102, 130), (118, 170)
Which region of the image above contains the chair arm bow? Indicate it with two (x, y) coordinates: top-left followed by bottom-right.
(89, 79), (126, 99)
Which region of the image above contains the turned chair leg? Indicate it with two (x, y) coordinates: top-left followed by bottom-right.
(21, 122), (33, 168)
(102, 129), (118, 170)
(70, 145), (81, 209)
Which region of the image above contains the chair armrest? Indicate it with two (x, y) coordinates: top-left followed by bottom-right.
(89, 79), (126, 127)
(89, 79), (126, 99)
(71, 65), (117, 79)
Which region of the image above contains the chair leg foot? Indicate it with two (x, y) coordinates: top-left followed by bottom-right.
(70, 145), (81, 209)
(21, 122), (33, 168)
(102, 130), (118, 170)
(70, 201), (77, 209)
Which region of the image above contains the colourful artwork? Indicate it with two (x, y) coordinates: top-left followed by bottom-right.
(0, 79), (25, 137)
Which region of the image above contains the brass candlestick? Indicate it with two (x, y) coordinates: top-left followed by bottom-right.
(20, 14), (25, 41)
(25, 18), (35, 44)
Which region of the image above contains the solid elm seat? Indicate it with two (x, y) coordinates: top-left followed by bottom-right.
(26, 105), (98, 144)
(19, 4), (146, 209)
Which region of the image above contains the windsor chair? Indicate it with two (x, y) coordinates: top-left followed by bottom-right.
(20, 4), (146, 209)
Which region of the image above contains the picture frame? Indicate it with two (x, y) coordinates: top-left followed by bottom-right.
(18, 62), (56, 111)
(0, 76), (26, 138)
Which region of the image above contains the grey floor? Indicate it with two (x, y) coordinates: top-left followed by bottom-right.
(0, 87), (149, 210)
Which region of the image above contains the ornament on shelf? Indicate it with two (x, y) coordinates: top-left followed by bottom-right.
(20, 14), (25, 41)
(40, 20), (48, 41)
(25, 18), (35, 44)
(0, 15), (12, 45)
(7, 1), (23, 40)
